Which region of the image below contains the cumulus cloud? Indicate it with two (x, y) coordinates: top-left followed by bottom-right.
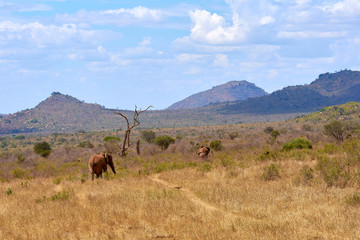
(187, 9), (248, 44)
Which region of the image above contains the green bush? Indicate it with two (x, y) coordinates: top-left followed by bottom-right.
(210, 140), (222, 151)
(282, 138), (312, 151)
(34, 141), (52, 158)
(316, 155), (343, 187)
(271, 130), (280, 139)
(78, 141), (94, 148)
(258, 149), (279, 161)
(6, 188), (12, 195)
(229, 132), (240, 140)
(14, 135), (25, 140)
(141, 130), (156, 143)
(324, 120), (346, 142)
(51, 189), (73, 201)
(103, 136), (120, 142)
(261, 163), (280, 181)
(153, 135), (175, 149)
(11, 168), (28, 179)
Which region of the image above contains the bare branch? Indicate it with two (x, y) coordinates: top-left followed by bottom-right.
(114, 105), (152, 157)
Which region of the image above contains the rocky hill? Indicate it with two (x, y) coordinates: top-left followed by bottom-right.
(167, 81), (267, 110)
(0, 92), (123, 134)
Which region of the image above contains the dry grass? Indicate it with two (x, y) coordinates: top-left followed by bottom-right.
(1, 160), (360, 240)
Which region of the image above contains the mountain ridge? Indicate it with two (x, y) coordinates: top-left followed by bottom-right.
(167, 80), (268, 110)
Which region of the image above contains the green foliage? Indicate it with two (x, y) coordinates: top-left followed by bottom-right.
(210, 140), (222, 151)
(316, 155), (343, 187)
(264, 126), (274, 134)
(345, 192), (360, 207)
(103, 136), (120, 142)
(6, 188), (12, 195)
(51, 189), (73, 201)
(282, 138), (312, 151)
(11, 168), (28, 179)
(324, 120), (346, 142)
(16, 153), (26, 163)
(78, 141), (94, 148)
(261, 163), (280, 181)
(198, 162), (213, 172)
(14, 135), (25, 140)
(53, 177), (62, 185)
(271, 130), (280, 138)
(141, 130), (156, 143)
(153, 135), (175, 149)
(258, 149), (279, 161)
(34, 141), (52, 158)
(294, 166), (314, 186)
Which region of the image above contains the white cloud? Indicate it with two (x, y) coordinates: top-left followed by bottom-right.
(213, 54), (229, 67)
(278, 31), (348, 39)
(175, 53), (205, 62)
(103, 6), (163, 21)
(188, 9), (248, 44)
(322, 0), (360, 16)
(56, 6), (164, 27)
(0, 21), (97, 47)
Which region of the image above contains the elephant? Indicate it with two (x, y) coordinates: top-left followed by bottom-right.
(88, 153), (116, 180)
(198, 146), (210, 158)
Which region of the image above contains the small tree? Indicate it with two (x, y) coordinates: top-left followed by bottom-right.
(324, 120), (346, 142)
(264, 126), (274, 134)
(141, 130), (156, 143)
(114, 105), (152, 156)
(153, 135), (175, 149)
(34, 141), (52, 158)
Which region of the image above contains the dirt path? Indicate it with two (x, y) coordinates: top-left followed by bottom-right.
(149, 174), (238, 220)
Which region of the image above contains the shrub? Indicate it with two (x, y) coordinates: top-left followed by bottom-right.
(258, 149), (279, 161)
(210, 140), (222, 151)
(302, 124), (312, 132)
(14, 135), (25, 140)
(229, 132), (240, 140)
(324, 120), (346, 142)
(282, 138), (312, 151)
(264, 126), (274, 134)
(294, 166), (314, 186)
(6, 188), (12, 195)
(141, 130), (156, 143)
(271, 130), (280, 139)
(261, 163), (280, 181)
(11, 168), (27, 179)
(53, 177), (62, 185)
(78, 141), (94, 148)
(51, 189), (73, 201)
(34, 141), (52, 158)
(103, 136), (120, 142)
(153, 135), (175, 149)
(316, 155), (343, 187)
(345, 192), (360, 206)
(16, 153), (26, 163)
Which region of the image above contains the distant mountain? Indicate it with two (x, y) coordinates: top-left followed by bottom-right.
(211, 70), (360, 114)
(167, 80), (268, 110)
(0, 92), (122, 134)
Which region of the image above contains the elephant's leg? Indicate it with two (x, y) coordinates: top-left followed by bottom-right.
(91, 173), (94, 181)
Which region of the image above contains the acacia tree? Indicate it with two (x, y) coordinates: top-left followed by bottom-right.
(114, 105), (152, 156)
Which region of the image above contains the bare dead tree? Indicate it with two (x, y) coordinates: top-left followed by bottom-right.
(114, 105), (152, 157)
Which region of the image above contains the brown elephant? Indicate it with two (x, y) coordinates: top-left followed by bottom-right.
(198, 146), (210, 158)
(88, 153), (116, 180)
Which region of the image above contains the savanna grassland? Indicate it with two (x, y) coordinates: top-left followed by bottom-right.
(1, 112), (360, 239)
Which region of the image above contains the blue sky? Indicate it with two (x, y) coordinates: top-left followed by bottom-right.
(1, 0), (360, 113)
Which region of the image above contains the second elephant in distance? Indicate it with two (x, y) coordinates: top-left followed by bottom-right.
(198, 146), (210, 158)
(88, 153), (116, 180)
